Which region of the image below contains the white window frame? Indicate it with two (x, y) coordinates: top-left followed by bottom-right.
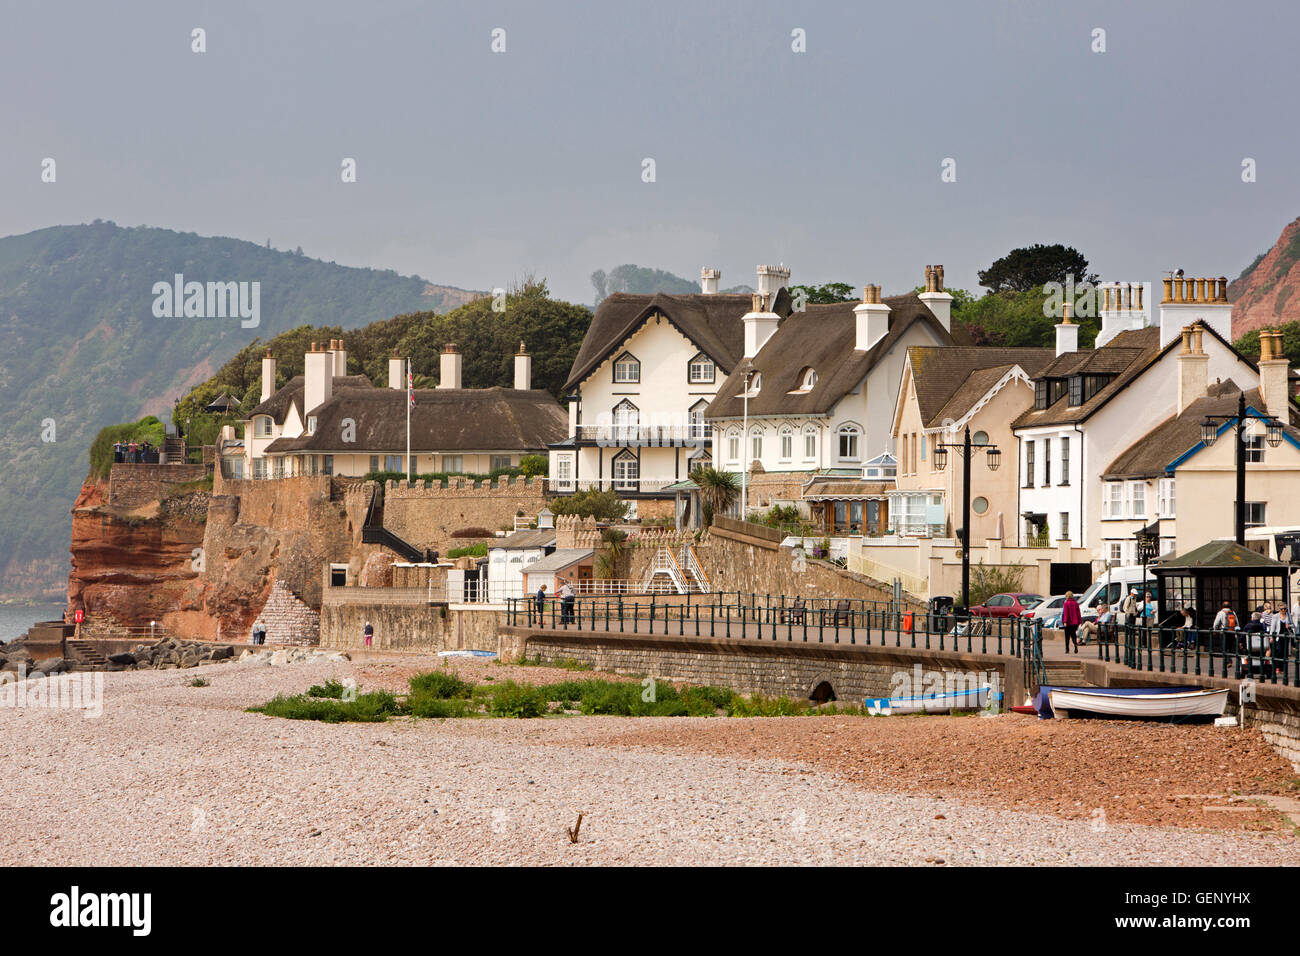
(555, 455), (574, 492)
(688, 354), (715, 384)
(750, 427), (763, 463)
(441, 455), (462, 473)
(612, 352), (640, 384)
(255, 416), (273, 438)
(727, 430), (740, 463)
(1128, 481), (1146, 518)
(837, 425), (860, 461)
(1157, 477), (1176, 518)
(612, 451), (639, 491)
(779, 426), (793, 460)
(1104, 482), (1124, 519)
(803, 426), (817, 460)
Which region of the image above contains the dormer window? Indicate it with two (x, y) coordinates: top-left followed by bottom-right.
(613, 352), (640, 384)
(745, 372), (763, 397)
(1067, 375), (1083, 407)
(688, 354), (715, 384)
(255, 416), (273, 438)
(790, 367), (818, 393)
(307, 415), (318, 435)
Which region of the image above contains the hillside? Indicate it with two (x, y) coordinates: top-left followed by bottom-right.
(1229, 215), (1300, 336)
(0, 222), (476, 600)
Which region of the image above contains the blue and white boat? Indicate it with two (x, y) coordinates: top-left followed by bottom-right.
(866, 684), (1000, 716)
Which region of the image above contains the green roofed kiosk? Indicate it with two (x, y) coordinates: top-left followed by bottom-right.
(1154, 539), (1290, 630)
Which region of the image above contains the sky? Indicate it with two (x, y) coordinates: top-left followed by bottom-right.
(3, 0), (1299, 304)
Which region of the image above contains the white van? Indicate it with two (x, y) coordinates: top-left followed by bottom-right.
(1077, 566), (1158, 620)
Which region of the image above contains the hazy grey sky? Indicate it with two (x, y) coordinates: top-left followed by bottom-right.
(4, 0), (1298, 304)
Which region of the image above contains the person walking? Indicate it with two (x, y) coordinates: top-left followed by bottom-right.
(363, 620), (373, 648)
(1061, 590), (1082, 654)
(535, 584), (548, 622)
(1119, 588), (1138, 629)
(559, 578), (576, 624)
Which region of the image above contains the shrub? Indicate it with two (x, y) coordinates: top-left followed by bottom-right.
(726, 694), (810, 717)
(408, 670), (474, 699)
(446, 543), (488, 559)
(187, 677), (210, 687)
(549, 488), (629, 522)
(520, 454), (548, 477)
(969, 560), (1027, 606)
(487, 681), (549, 718)
(681, 685), (734, 715)
(249, 690), (402, 723)
(307, 679), (346, 699)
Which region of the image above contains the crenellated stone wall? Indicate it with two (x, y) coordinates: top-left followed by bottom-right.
(381, 476), (548, 555)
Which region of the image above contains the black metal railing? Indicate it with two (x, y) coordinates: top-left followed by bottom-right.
(1091, 622), (1298, 686)
(505, 594), (1031, 658)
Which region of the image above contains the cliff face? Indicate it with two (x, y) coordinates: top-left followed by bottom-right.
(66, 473), (376, 642)
(66, 478), (209, 636)
(1230, 216), (1300, 336)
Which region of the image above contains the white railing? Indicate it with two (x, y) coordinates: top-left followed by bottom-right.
(575, 424), (710, 444)
(680, 544), (711, 592)
(642, 548), (689, 594)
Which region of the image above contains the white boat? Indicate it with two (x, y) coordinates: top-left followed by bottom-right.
(1047, 687), (1229, 719)
(866, 684), (999, 716)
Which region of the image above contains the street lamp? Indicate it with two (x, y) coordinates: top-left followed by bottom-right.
(1200, 391), (1285, 544)
(933, 425), (1000, 610)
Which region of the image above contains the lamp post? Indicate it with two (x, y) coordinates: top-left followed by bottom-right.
(933, 426), (1000, 610)
(739, 362), (754, 521)
(1200, 391), (1284, 545)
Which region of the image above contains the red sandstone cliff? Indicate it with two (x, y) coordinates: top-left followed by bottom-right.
(1230, 216), (1300, 337)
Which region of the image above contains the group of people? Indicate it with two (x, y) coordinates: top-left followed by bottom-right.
(1058, 587), (1300, 658)
(112, 440), (159, 464)
(535, 580), (577, 623)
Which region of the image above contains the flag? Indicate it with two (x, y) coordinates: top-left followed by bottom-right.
(407, 366), (415, 409)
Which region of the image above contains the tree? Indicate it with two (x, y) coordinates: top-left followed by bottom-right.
(978, 244), (1097, 293)
(690, 466), (739, 527)
(956, 286), (1100, 349)
(549, 489), (629, 522)
(789, 282), (855, 304)
(594, 528), (629, 579)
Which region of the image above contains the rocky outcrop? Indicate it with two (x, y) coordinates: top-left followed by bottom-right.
(1230, 215), (1300, 336)
(66, 477), (209, 638)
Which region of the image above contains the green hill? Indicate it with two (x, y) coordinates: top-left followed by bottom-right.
(0, 222), (477, 600)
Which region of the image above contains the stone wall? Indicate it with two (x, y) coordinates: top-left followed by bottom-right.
(501, 629), (1018, 705)
(107, 463), (208, 509)
(252, 580), (320, 645)
(320, 602), (501, 652)
(382, 477), (548, 555)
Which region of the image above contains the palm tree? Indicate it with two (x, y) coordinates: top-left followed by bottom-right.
(690, 466), (739, 528)
(595, 527), (628, 579)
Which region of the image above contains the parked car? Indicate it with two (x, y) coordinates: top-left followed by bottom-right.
(1029, 594), (1068, 627)
(969, 593), (1044, 618)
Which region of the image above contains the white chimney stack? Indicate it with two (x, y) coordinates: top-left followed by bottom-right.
(1258, 329), (1291, 422)
(260, 349), (277, 402)
(853, 285), (891, 352)
(1054, 302), (1079, 357)
(742, 293), (780, 358)
(332, 338), (348, 376)
(514, 341), (532, 390)
(303, 342), (333, 415)
(1176, 325), (1209, 414)
(700, 268), (720, 295)
(917, 264), (953, 332)
(438, 343), (462, 389)
(755, 264), (790, 302)
(388, 351), (404, 390)
(1158, 272), (1230, 349)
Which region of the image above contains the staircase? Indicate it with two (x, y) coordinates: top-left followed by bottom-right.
(64, 640), (113, 666)
(361, 486), (429, 563)
(680, 544), (711, 593)
(642, 548), (689, 594)
(162, 436), (186, 464)
(1041, 660), (1089, 688)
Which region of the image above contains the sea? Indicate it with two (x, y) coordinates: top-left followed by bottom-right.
(0, 603), (66, 643)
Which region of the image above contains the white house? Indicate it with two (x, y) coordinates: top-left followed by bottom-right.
(549, 266), (784, 517)
(240, 339), (565, 479)
(1012, 272), (1263, 555)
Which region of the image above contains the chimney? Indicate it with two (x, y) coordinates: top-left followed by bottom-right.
(1177, 324), (1209, 414)
(917, 264), (953, 332)
(755, 264), (790, 301)
(853, 284), (891, 352)
(303, 342), (333, 415)
(1259, 329), (1291, 421)
(1159, 268), (1232, 348)
(388, 350), (404, 390)
(700, 268), (720, 295)
(332, 338), (347, 376)
(438, 343), (462, 389)
(514, 341), (532, 390)
(260, 348), (277, 402)
(742, 292), (780, 358)
(1055, 301), (1079, 357)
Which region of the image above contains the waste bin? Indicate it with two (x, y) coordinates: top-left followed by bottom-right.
(928, 596), (954, 633)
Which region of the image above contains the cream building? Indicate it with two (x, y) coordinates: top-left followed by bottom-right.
(1102, 328), (1300, 560)
(889, 345), (1054, 540)
(239, 339), (565, 478)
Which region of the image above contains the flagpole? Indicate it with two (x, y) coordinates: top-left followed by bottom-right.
(406, 357), (412, 482)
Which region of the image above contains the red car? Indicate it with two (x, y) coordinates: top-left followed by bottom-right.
(969, 593), (1044, 618)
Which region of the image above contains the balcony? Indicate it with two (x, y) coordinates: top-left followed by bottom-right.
(547, 478), (680, 496)
(574, 423), (710, 447)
